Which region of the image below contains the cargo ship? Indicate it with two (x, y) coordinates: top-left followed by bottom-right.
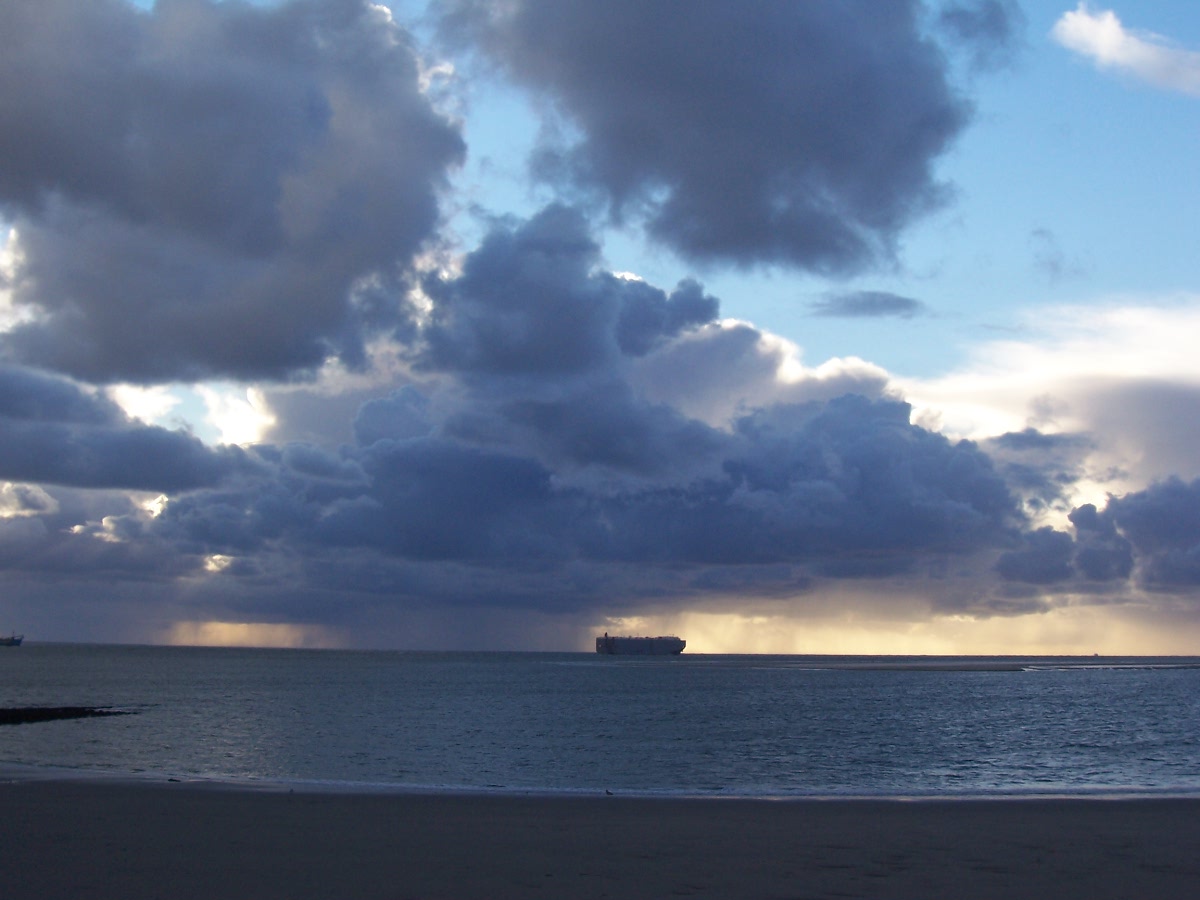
(0, 633), (22, 647)
(595, 633), (685, 655)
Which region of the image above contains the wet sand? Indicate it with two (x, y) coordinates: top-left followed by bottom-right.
(3, 780), (1199, 899)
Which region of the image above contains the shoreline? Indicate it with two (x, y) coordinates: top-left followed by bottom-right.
(7, 760), (1200, 801)
(4, 779), (1200, 899)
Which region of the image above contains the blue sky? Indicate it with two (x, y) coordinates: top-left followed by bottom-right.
(2, 1), (1200, 653)
(433, 0), (1200, 379)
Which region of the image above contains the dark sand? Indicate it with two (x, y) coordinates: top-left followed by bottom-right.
(3, 780), (1199, 899)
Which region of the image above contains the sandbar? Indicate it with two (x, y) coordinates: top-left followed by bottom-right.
(3, 779), (1199, 899)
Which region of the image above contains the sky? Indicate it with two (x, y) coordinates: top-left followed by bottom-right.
(2, 0), (1200, 653)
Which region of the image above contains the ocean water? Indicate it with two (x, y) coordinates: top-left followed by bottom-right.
(2, 644), (1199, 797)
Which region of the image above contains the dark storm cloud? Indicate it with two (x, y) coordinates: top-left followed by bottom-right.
(810, 291), (929, 320)
(0, 0), (463, 383)
(1068, 503), (1133, 583)
(0, 204), (1110, 630)
(981, 428), (1094, 513)
(995, 526), (1075, 585)
(136, 199), (1025, 601)
(484, 380), (723, 478)
(0, 365), (256, 491)
(71, 207), (1023, 617)
(354, 387), (434, 446)
(438, 0), (969, 272)
(144, 391), (1023, 611)
(1104, 478), (1200, 588)
(418, 206), (718, 377)
(996, 477), (1200, 593)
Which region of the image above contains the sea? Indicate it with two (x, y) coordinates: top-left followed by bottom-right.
(3, 644), (1200, 798)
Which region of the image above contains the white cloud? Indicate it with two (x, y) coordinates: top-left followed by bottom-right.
(1053, 4), (1200, 95)
(0, 226), (37, 333)
(197, 385), (277, 446)
(108, 384), (181, 426)
(632, 319), (891, 428)
(902, 294), (1200, 505)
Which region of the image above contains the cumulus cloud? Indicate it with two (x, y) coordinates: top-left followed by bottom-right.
(83, 209), (1025, 625)
(0, 0), (1192, 648)
(0, 365), (257, 491)
(145, 392), (1024, 615)
(1104, 478), (1200, 588)
(438, 0), (968, 272)
(998, 476), (1200, 597)
(0, 206), (1046, 634)
(995, 526), (1076, 585)
(1053, 4), (1200, 95)
(4, 195), (1199, 642)
(895, 294), (1200, 607)
(417, 205), (717, 379)
(0, 0), (464, 383)
(903, 298), (1200, 496)
(810, 291), (929, 319)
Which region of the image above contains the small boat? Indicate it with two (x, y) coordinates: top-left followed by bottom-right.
(0, 633), (23, 647)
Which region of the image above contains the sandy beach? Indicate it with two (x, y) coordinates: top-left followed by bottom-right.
(3, 780), (1199, 899)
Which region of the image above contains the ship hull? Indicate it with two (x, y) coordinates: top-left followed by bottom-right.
(595, 635), (685, 655)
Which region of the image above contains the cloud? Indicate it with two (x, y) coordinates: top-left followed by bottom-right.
(1068, 502), (1133, 582)
(980, 428), (1094, 515)
(1104, 478), (1200, 588)
(809, 291), (929, 319)
(1052, 4), (1200, 95)
(937, 0), (1026, 71)
(630, 325), (892, 429)
(417, 205), (717, 378)
(438, 0), (969, 272)
(144, 392), (1024, 617)
(0, 364), (256, 491)
(903, 297), (1200, 494)
(0, 0), (464, 383)
(894, 293), (1200, 604)
(995, 526), (1076, 585)
(102, 210), (1027, 623)
(996, 476), (1200, 595)
(32, 205), (1200, 635)
(0, 207), (1036, 633)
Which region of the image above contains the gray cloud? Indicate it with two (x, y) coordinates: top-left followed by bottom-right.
(1, 3), (1195, 648)
(995, 526), (1075, 585)
(0, 0), (463, 383)
(810, 291), (929, 319)
(419, 206), (717, 378)
(1105, 478), (1200, 589)
(981, 428), (1095, 514)
(115, 211), (1027, 618)
(937, 0), (1025, 71)
(0, 365), (256, 491)
(6, 193), (1197, 640)
(1068, 503), (1133, 583)
(142, 391), (1023, 615)
(994, 476), (1200, 593)
(438, 0), (969, 272)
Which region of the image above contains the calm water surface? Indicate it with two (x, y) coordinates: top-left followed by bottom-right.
(2, 644), (1199, 797)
